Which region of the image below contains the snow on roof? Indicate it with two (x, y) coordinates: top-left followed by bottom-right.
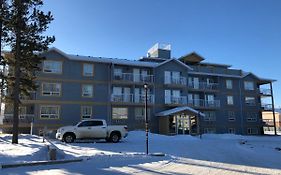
(155, 106), (205, 117)
(47, 47), (158, 68)
(156, 58), (193, 70)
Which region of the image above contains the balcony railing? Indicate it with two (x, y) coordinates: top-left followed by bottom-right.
(19, 92), (37, 100)
(111, 94), (134, 103)
(261, 104), (273, 111)
(135, 94), (155, 104)
(3, 114), (35, 124)
(113, 73), (154, 83)
(188, 82), (219, 91)
(259, 88), (272, 96)
(165, 76), (187, 86)
(165, 96), (187, 105)
(111, 94), (154, 103)
(188, 99), (220, 108)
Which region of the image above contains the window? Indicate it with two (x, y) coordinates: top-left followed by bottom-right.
(43, 60), (62, 74)
(247, 112), (257, 122)
(203, 111), (216, 121)
(82, 84), (93, 97)
(247, 128), (258, 134)
(226, 80), (233, 89)
(228, 111), (236, 121)
(245, 97), (255, 106)
(83, 63), (94, 76)
(204, 128), (216, 134)
(78, 120), (104, 127)
(81, 106), (92, 119)
(228, 128), (235, 134)
(40, 106), (59, 119)
(42, 83), (61, 96)
(244, 81), (254, 90)
(227, 96), (234, 105)
(135, 108), (150, 120)
(19, 107), (26, 119)
(112, 107), (128, 119)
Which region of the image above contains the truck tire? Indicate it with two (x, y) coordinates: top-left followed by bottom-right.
(110, 132), (121, 143)
(63, 133), (75, 143)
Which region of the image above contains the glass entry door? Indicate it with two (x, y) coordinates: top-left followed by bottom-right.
(176, 114), (190, 135)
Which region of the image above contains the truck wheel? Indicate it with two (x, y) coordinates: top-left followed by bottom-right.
(110, 132), (120, 143)
(63, 133), (75, 143)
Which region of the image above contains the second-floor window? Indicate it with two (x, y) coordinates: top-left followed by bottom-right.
(203, 111), (216, 121)
(226, 80), (233, 89)
(81, 106), (92, 119)
(244, 81), (254, 90)
(227, 96), (234, 105)
(42, 83), (61, 96)
(82, 84), (93, 97)
(83, 63), (94, 76)
(247, 112), (257, 122)
(43, 60), (62, 74)
(245, 97), (256, 106)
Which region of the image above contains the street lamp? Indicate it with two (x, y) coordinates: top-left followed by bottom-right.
(144, 83), (149, 155)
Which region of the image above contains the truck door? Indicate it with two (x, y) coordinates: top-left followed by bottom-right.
(89, 120), (107, 139)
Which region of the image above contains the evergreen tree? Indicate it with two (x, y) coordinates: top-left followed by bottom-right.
(3, 0), (54, 144)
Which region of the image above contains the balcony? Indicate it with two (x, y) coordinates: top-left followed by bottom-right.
(3, 114), (35, 124)
(188, 82), (219, 91)
(259, 88), (272, 96)
(111, 94), (134, 103)
(20, 92), (37, 100)
(165, 96), (187, 105)
(188, 99), (220, 108)
(113, 73), (154, 83)
(164, 76), (187, 86)
(111, 94), (154, 104)
(261, 104), (273, 111)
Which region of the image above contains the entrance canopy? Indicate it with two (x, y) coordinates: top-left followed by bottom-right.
(155, 106), (205, 117)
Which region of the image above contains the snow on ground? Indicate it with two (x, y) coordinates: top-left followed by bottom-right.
(1, 131), (281, 175)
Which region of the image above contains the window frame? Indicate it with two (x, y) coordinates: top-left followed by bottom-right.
(203, 111), (216, 121)
(81, 106), (92, 119)
(227, 95), (234, 105)
(41, 82), (62, 96)
(245, 97), (256, 106)
(82, 63), (94, 77)
(81, 84), (93, 98)
(112, 107), (128, 120)
(40, 105), (60, 120)
(135, 107), (151, 121)
(247, 128), (258, 134)
(43, 60), (62, 74)
(247, 112), (258, 122)
(228, 111), (236, 121)
(244, 81), (254, 91)
(226, 79), (233, 89)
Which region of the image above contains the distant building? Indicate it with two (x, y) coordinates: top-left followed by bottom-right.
(0, 43), (277, 135)
(263, 109), (281, 132)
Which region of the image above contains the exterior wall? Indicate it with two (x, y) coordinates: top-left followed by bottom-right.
(2, 49), (271, 136)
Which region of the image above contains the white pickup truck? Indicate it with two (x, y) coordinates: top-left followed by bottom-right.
(56, 119), (128, 143)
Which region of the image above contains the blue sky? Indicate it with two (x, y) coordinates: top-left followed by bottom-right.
(43, 0), (281, 107)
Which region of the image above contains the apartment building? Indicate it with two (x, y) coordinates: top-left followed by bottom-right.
(1, 43), (276, 135)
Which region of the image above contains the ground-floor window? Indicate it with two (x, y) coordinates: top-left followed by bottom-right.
(203, 111), (216, 121)
(81, 106), (92, 119)
(135, 107), (150, 121)
(228, 111), (236, 121)
(112, 107), (128, 120)
(247, 128), (258, 134)
(204, 128), (216, 134)
(40, 105), (60, 119)
(228, 128), (236, 134)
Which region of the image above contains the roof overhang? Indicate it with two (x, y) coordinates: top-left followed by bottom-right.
(155, 106), (205, 117)
(179, 52), (205, 64)
(155, 58), (193, 70)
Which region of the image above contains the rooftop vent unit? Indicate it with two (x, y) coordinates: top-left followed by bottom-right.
(147, 43), (171, 59)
